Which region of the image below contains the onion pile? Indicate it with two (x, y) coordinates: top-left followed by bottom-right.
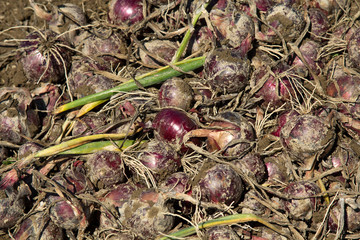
(2, 0), (360, 239)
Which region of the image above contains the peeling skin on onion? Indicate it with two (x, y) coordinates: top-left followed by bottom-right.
(326, 73), (360, 119)
(86, 150), (126, 189)
(196, 163), (243, 206)
(282, 181), (321, 220)
(280, 114), (336, 163)
(20, 30), (72, 84)
(308, 8), (329, 42)
(328, 198), (360, 232)
(291, 40), (323, 77)
(204, 48), (251, 94)
(271, 109), (300, 137)
(158, 77), (194, 110)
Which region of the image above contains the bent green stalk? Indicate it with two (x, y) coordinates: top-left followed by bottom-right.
(157, 213), (288, 240)
(54, 56), (205, 114)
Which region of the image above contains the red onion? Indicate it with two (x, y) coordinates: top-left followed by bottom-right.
(271, 109), (300, 137)
(188, 26), (214, 54)
(18, 141), (43, 159)
(328, 198), (360, 232)
(0, 87), (40, 144)
(308, 8), (329, 42)
(138, 139), (180, 181)
(86, 150), (126, 189)
(204, 48), (251, 94)
(280, 114), (336, 165)
(254, 63), (298, 109)
(282, 181), (321, 220)
(197, 163), (243, 205)
(68, 57), (116, 98)
(117, 189), (175, 238)
(326, 72), (360, 119)
(13, 212), (63, 239)
(99, 182), (137, 230)
(0, 184), (31, 229)
(152, 108), (198, 149)
(264, 157), (288, 184)
(291, 40), (323, 77)
(108, 0), (144, 26)
(210, 9), (255, 51)
(52, 161), (88, 194)
(257, 4), (305, 44)
(20, 30), (72, 84)
(233, 153), (267, 183)
(81, 30), (127, 67)
(241, 189), (267, 216)
(158, 77), (194, 110)
(139, 40), (178, 67)
(47, 195), (88, 230)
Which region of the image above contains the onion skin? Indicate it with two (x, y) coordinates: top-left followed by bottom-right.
(204, 48), (251, 94)
(282, 181), (321, 220)
(20, 30), (72, 84)
(206, 111), (255, 156)
(197, 163), (243, 206)
(280, 114), (336, 162)
(271, 110), (300, 137)
(139, 40), (178, 67)
(108, 0), (144, 26)
(158, 77), (194, 111)
(308, 8), (329, 42)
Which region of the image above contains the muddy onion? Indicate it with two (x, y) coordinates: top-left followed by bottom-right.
(348, 28), (360, 70)
(282, 181), (321, 220)
(206, 225), (240, 240)
(20, 30), (72, 83)
(0, 88), (40, 144)
(158, 77), (194, 110)
(86, 150), (126, 189)
(280, 114), (336, 163)
(204, 48), (251, 94)
(118, 189), (175, 238)
(108, 0), (144, 26)
(259, 4), (305, 43)
(139, 40), (178, 67)
(197, 163), (243, 205)
(233, 153), (267, 183)
(138, 139), (180, 181)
